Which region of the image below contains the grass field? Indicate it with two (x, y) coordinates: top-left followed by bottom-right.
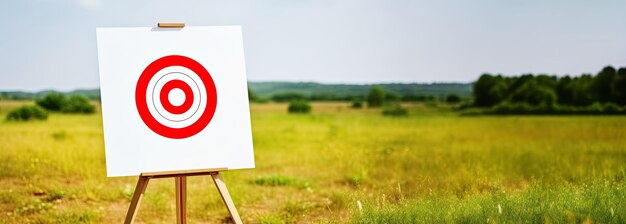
(0, 101), (625, 223)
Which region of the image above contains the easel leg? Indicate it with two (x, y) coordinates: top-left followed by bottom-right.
(125, 176), (150, 224)
(176, 176), (187, 224)
(211, 173), (243, 224)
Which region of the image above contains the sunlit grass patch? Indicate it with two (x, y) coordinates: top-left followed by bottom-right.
(252, 175), (312, 189)
(1, 101), (626, 222)
(352, 180), (626, 223)
(281, 199), (319, 222)
(34, 209), (101, 224)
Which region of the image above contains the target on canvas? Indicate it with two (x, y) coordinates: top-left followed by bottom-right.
(97, 26), (254, 177)
(135, 55), (217, 139)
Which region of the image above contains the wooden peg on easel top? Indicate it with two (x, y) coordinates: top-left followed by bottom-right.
(158, 23), (185, 28)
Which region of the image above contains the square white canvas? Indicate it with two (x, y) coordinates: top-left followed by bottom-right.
(96, 26), (254, 177)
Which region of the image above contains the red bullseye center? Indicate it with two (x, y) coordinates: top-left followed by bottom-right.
(160, 79), (194, 115)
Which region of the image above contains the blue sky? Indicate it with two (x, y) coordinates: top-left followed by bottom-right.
(0, 0), (625, 91)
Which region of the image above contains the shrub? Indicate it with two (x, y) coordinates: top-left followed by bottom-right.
(382, 105), (408, 117)
(602, 102), (622, 114)
(585, 102), (604, 114)
(445, 94), (462, 104)
(6, 105), (48, 121)
(62, 95), (95, 114)
(288, 101), (311, 114)
(36, 92), (67, 111)
(352, 100), (363, 108)
(36, 93), (95, 114)
(385, 92), (401, 102)
(467, 102), (626, 115)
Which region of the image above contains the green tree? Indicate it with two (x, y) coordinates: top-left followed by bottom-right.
(615, 67), (626, 105)
(506, 75), (533, 97)
(367, 86), (386, 107)
(556, 76), (574, 105)
(510, 80), (556, 106)
(36, 92), (67, 111)
(534, 74), (558, 89)
(570, 75), (595, 106)
(473, 74), (494, 107)
(591, 66), (617, 103)
(473, 74), (507, 107)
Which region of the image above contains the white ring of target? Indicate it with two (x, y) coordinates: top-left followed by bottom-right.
(145, 66), (208, 128)
(151, 72), (201, 122)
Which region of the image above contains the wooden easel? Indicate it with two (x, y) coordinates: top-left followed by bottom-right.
(124, 167), (243, 224)
(124, 23), (243, 224)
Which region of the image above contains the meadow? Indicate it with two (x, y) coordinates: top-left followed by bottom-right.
(0, 101), (625, 223)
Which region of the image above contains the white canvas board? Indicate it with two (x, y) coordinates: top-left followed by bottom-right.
(96, 26), (254, 177)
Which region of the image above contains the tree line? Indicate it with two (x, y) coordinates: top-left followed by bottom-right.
(471, 65), (626, 114)
(249, 88), (460, 104)
(248, 82), (471, 99)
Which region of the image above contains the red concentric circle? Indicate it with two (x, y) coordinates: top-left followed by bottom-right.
(159, 79), (194, 115)
(135, 55), (217, 139)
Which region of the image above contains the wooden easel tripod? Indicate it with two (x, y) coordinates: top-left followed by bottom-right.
(124, 168), (242, 224)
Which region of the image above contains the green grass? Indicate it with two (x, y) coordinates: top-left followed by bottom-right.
(353, 181), (626, 223)
(0, 101), (625, 223)
(252, 175), (312, 189)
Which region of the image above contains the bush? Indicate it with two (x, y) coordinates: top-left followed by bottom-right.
(367, 86), (386, 108)
(466, 102), (626, 115)
(352, 100), (363, 109)
(62, 95), (95, 114)
(288, 101), (311, 114)
(602, 102), (622, 114)
(445, 94), (462, 104)
(36, 92), (67, 111)
(385, 92), (401, 102)
(382, 105), (408, 117)
(6, 105), (48, 121)
(36, 93), (95, 114)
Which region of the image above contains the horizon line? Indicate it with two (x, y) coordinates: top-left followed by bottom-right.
(0, 80), (474, 93)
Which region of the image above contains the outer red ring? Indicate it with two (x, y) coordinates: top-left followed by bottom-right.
(159, 79), (194, 115)
(136, 55), (217, 139)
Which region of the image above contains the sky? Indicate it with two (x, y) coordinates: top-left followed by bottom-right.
(0, 0), (625, 91)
